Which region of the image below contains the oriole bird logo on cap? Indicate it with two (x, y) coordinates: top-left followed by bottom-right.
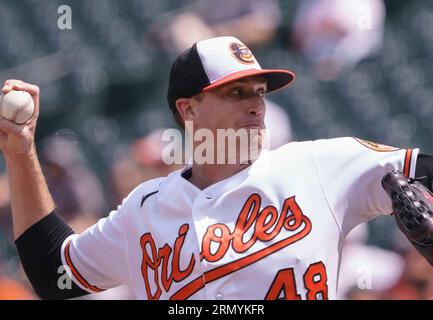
(229, 42), (255, 64)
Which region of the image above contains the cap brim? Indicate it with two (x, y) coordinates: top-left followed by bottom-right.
(202, 69), (296, 93)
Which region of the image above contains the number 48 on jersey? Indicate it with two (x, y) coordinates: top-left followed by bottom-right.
(265, 261), (328, 300)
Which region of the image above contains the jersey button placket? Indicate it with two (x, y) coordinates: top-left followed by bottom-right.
(191, 193), (214, 298)
(195, 191), (238, 300)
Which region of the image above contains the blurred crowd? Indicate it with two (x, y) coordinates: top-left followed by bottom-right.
(0, 0), (433, 299)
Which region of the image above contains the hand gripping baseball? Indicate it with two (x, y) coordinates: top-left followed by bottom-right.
(382, 170), (433, 265)
(0, 80), (40, 156)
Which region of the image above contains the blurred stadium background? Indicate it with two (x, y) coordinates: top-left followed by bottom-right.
(0, 0), (433, 299)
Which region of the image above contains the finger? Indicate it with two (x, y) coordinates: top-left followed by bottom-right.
(2, 79), (38, 93)
(2, 80), (24, 92)
(4, 79), (24, 87)
(1, 85), (13, 94)
(26, 84), (40, 119)
(2, 82), (39, 96)
(2, 83), (22, 94)
(19, 83), (40, 96)
(0, 117), (25, 136)
(25, 105), (39, 124)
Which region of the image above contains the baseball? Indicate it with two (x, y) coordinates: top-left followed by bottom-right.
(0, 90), (35, 124)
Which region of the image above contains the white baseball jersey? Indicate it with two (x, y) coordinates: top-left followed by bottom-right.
(60, 137), (419, 300)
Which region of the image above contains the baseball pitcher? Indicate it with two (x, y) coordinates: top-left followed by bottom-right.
(3, 36), (433, 300)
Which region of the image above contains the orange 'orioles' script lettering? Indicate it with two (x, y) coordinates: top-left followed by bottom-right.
(201, 193), (305, 262)
(140, 193), (312, 300)
(140, 224), (195, 300)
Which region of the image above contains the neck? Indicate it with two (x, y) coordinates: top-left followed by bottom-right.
(186, 136), (264, 189)
(188, 162), (253, 190)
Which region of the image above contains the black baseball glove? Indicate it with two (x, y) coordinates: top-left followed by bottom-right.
(382, 170), (433, 265)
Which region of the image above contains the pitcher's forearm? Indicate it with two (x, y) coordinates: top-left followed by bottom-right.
(5, 145), (55, 239)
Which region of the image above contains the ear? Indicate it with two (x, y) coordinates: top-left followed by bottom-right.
(175, 98), (195, 123)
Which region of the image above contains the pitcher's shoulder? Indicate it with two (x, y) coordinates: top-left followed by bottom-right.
(120, 176), (166, 209)
(270, 139), (316, 155)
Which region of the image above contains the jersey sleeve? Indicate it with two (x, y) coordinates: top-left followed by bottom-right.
(60, 196), (132, 293)
(312, 137), (419, 237)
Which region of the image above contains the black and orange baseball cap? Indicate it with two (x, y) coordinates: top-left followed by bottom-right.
(167, 36), (296, 113)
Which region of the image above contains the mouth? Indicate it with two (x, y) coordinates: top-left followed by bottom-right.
(238, 123), (265, 130)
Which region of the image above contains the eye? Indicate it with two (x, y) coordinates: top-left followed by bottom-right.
(256, 88), (266, 98)
(229, 87), (243, 97)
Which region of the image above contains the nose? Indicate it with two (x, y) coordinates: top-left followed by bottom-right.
(246, 95), (265, 117)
